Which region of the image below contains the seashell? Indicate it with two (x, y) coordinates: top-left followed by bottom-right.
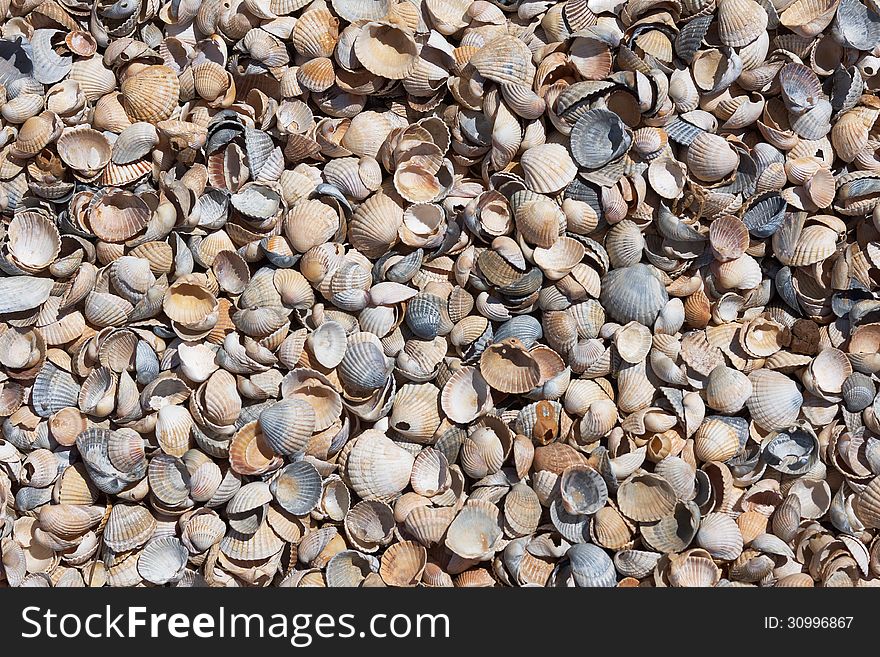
(716, 0), (768, 47)
(520, 144), (577, 194)
(695, 512), (744, 561)
(746, 370), (803, 431)
(445, 500), (502, 560)
(709, 215), (750, 262)
(600, 264), (669, 326)
(137, 537), (188, 585)
(617, 472), (677, 522)
(761, 425), (819, 475)
(345, 431), (415, 501)
(103, 503), (156, 552)
(354, 22), (418, 81)
(271, 461), (323, 516)
(559, 465), (608, 515)
(570, 109), (632, 170)
(7, 212), (61, 272)
(567, 543), (616, 587)
(258, 398), (315, 457)
(441, 366), (493, 424)
(469, 35), (534, 86)
(479, 339), (541, 395)
(667, 548), (721, 587)
(120, 65), (180, 123)
(694, 418), (741, 462)
(686, 132), (739, 182)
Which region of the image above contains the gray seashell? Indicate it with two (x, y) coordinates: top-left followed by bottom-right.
(32, 362), (80, 417)
(270, 461), (323, 516)
(760, 425), (819, 475)
(494, 315), (543, 348)
(599, 264), (669, 325)
(245, 128), (276, 178)
(663, 116), (706, 146)
(76, 428), (146, 495)
(569, 108), (632, 170)
(834, 0), (880, 51)
(198, 190), (230, 230)
(405, 293), (443, 340)
(549, 498), (591, 543)
(779, 63), (823, 115)
(675, 15), (712, 63)
(842, 372), (876, 412)
(383, 249), (423, 284)
(30, 31), (72, 85)
(790, 99), (832, 140)
(15, 485), (53, 511)
(657, 205), (706, 242)
(338, 339), (391, 393)
(559, 465), (608, 515)
(743, 192), (786, 238)
(774, 267), (801, 315)
(135, 340), (160, 386)
(259, 398), (315, 457)
(613, 549), (661, 578)
(566, 543), (616, 587)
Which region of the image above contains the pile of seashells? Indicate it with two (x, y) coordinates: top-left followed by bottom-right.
(2, 0), (880, 589)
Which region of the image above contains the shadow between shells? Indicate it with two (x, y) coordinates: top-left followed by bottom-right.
(1, 0), (880, 588)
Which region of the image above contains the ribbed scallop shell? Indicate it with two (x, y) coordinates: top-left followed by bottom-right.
(349, 193), (404, 258)
(478, 339), (541, 395)
(379, 540), (426, 587)
(599, 264), (669, 325)
(137, 536), (188, 584)
(440, 366), (493, 424)
(705, 365), (752, 413)
(111, 122), (158, 165)
(344, 499), (395, 551)
(559, 465), (608, 515)
(354, 22), (418, 80)
(345, 431), (415, 501)
(445, 500), (502, 559)
(617, 472), (677, 522)
(694, 418), (741, 462)
(103, 503), (156, 552)
(717, 0), (768, 47)
(469, 35), (534, 86)
(570, 108), (631, 170)
(7, 212), (61, 272)
(270, 461), (323, 516)
(88, 191), (149, 242)
(747, 369), (803, 431)
(520, 143), (577, 194)
(228, 421), (282, 476)
(667, 549), (721, 587)
(695, 512), (744, 561)
(686, 132), (739, 182)
(567, 543), (616, 587)
(258, 398), (315, 457)
(120, 65), (180, 123)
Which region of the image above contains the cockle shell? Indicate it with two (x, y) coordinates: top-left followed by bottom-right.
(0, 0), (873, 590)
